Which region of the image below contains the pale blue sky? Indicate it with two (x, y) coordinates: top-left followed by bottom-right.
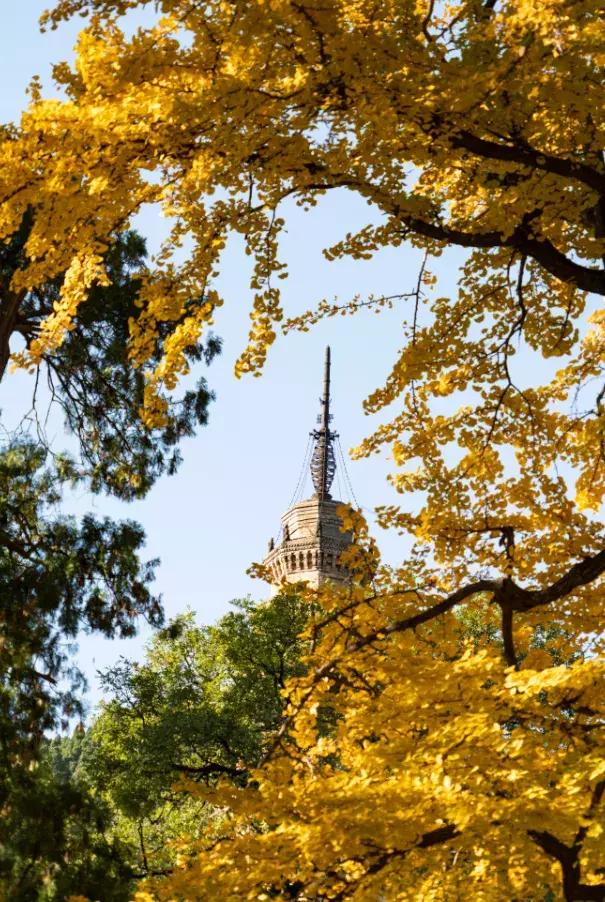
(0, 2), (463, 712)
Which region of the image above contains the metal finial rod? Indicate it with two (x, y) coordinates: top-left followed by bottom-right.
(319, 346), (331, 500)
(322, 346), (331, 428)
(310, 346), (337, 499)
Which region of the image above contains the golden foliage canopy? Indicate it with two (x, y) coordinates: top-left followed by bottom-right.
(3, 0), (605, 897)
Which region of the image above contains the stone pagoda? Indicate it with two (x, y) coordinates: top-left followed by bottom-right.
(264, 346), (352, 593)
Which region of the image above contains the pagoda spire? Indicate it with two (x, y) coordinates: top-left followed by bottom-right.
(264, 346), (354, 594)
(310, 346), (338, 500)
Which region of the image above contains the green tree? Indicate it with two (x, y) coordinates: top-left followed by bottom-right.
(83, 595), (309, 879)
(0, 440), (163, 879)
(0, 223), (220, 891)
(0, 593), (309, 899)
(0, 442), (162, 772)
(0, 729), (130, 902)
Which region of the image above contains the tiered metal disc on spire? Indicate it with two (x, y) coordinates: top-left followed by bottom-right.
(310, 346), (338, 499)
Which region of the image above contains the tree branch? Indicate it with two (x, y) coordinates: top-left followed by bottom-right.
(389, 204), (605, 295)
(171, 761), (246, 780)
(352, 543), (605, 655)
(520, 548), (605, 609)
(0, 288), (25, 382)
(452, 131), (605, 195)
(500, 604), (517, 668)
(328, 825), (460, 901)
(301, 170), (605, 295)
(528, 825), (605, 901)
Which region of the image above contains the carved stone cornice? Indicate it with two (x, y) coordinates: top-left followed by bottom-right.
(264, 496), (352, 592)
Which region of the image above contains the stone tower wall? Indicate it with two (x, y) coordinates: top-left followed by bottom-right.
(264, 497), (352, 593)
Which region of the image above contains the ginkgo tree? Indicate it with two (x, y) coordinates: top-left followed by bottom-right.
(2, 0), (605, 898)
